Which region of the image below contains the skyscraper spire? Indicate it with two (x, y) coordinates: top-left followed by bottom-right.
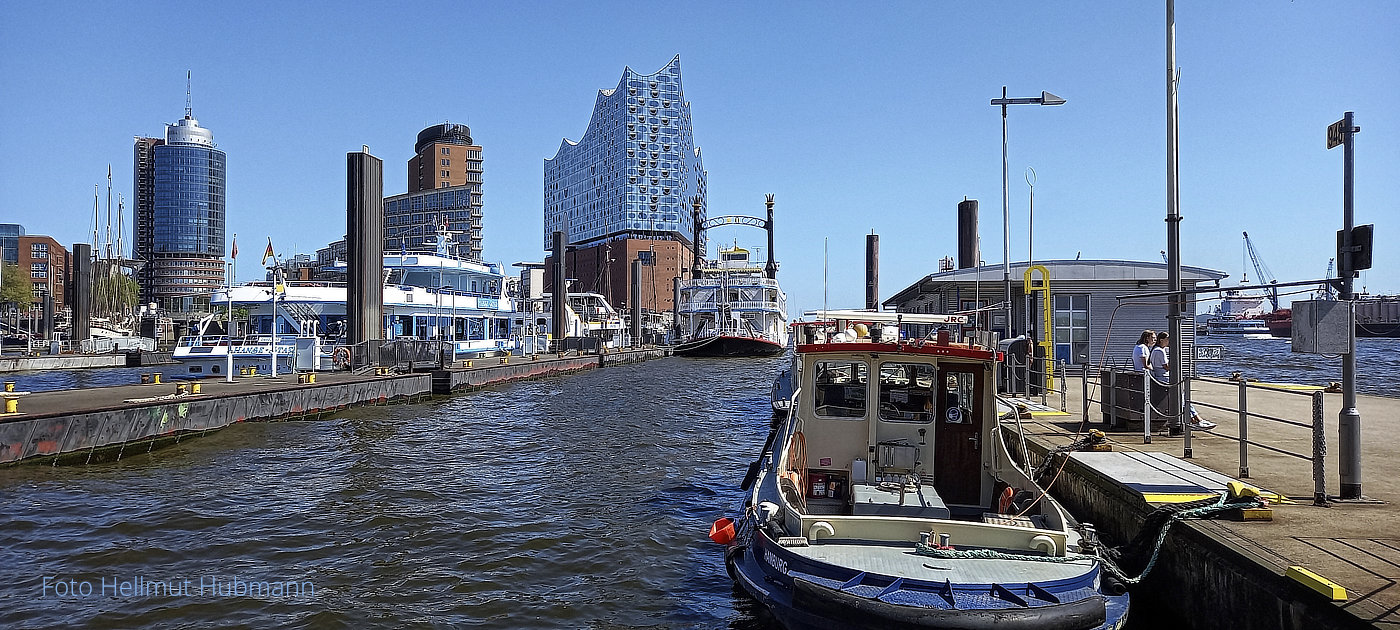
(185, 70), (192, 118)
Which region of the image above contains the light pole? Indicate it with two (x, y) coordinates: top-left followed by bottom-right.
(991, 86), (1065, 340)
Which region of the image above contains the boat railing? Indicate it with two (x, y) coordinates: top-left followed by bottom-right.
(680, 300), (785, 313)
(680, 277), (782, 290)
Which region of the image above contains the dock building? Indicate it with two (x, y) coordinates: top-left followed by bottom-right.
(132, 105), (226, 311)
(883, 259), (1227, 373)
(543, 55), (707, 313)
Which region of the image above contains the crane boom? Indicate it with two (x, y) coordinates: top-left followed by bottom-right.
(1242, 231), (1279, 311)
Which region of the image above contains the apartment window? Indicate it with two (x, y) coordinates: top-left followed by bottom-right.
(1053, 294), (1090, 365)
(441, 159), (449, 166)
(441, 170), (449, 177)
(441, 147), (450, 155)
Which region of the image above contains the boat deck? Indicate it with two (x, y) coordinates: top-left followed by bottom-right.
(787, 540), (1097, 584)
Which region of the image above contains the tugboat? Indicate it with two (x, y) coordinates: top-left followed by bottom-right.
(675, 245), (788, 356)
(715, 311), (1129, 630)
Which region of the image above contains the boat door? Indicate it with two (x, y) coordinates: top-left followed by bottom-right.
(934, 362), (984, 505)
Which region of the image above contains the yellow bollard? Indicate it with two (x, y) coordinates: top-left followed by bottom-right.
(4, 398), (15, 414)
(176, 382), (188, 395)
(249, 367), (257, 376)
(3, 382), (13, 392)
(500, 357), (509, 365)
(466, 360), (473, 368)
(298, 373), (307, 384)
(307, 373), (316, 384)
(152, 373), (162, 385)
(191, 382), (202, 394)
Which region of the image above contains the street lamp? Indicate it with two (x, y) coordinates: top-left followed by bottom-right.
(990, 86), (1065, 339)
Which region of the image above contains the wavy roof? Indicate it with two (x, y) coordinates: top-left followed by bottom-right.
(547, 55), (682, 161)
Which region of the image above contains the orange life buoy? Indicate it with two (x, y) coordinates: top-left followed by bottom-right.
(332, 347), (351, 369)
(998, 486), (1017, 514)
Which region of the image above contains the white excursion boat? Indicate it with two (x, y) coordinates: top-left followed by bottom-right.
(511, 292), (630, 353)
(716, 310), (1129, 630)
(173, 231), (518, 376)
(676, 245), (788, 357)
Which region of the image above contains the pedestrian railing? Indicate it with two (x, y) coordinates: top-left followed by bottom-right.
(1078, 366), (1329, 506)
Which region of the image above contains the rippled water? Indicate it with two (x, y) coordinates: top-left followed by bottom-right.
(0, 356), (785, 629)
(1192, 336), (1400, 396)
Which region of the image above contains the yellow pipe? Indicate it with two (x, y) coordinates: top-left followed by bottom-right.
(1022, 265), (1055, 392)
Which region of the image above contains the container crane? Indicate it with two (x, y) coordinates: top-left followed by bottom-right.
(1242, 232), (1280, 311)
(1318, 258), (1336, 300)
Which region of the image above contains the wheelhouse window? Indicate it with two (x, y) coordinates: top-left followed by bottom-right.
(1053, 294), (1090, 365)
(813, 360), (868, 419)
(941, 371), (977, 424)
(877, 362), (935, 422)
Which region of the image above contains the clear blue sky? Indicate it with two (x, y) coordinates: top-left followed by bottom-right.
(2, 2), (1396, 315)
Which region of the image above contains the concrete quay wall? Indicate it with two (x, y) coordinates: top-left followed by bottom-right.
(1022, 435), (1372, 630)
(0, 351), (174, 373)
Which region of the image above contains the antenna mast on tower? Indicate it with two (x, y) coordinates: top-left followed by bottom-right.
(185, 70), (193, 118)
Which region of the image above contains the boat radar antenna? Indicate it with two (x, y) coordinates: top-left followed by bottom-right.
(185, 70), (193, 118)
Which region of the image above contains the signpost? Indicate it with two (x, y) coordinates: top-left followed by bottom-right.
(1328, 111), (1363, 500)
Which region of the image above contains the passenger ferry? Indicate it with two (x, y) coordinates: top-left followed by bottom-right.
(715, 311), (1129, 629)
(675, 245), (787, 356)
(173, 232), (517, 375)
(512, 292), (629, 353)
(1201, 316), (1269, 336)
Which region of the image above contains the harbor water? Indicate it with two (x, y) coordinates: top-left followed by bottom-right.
(0, 356), (782, 629)
(1192, 335), (1400, 396)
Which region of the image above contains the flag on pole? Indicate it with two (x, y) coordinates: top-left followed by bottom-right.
(261, 238), (274, 265)
(231, 236), (238, 259)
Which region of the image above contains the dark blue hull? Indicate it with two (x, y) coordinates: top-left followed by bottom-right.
(727, 529), (1130, 630)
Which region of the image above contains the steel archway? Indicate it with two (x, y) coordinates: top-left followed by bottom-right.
(699, 215), (770, 231)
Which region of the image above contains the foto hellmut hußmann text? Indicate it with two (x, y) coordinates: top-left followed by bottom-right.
(42, 575), (315, 598)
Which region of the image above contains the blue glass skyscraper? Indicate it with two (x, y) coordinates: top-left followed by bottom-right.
(543, 56), (707, 312)
(134, 109), (226, 309)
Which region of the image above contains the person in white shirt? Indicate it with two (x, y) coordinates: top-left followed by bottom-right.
(1132, 330), (1155, 372)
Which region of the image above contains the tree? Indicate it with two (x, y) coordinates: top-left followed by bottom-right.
(0, 262), (32, 307)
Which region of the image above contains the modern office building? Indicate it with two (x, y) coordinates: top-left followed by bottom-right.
(133, 107), (226, 310)
(16, 235), (68, 312)
(543, 55), (707, 312)
(384, 123), (484, 260)
(0, 223), (24, 265)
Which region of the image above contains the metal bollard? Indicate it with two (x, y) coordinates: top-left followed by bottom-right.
(176, 382), (188, 395)
(249, 367), (257, 376)
(152, 373), (162, 385)
(191, 383), (202, 394)
(141, 373), (151, 385)
(3, 381), (13, 392)
(1312, 391), (1327, 506)
(298, 373), (307, 384)
(307, 373), (316, 384)
(1238, 379), (1250, 478)
(4, 398), (15, 414)
(1082, 363), (1090, 423)
(500, 357), (509, 365)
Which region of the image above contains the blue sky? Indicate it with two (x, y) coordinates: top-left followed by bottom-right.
(1, 1), (1396, 315)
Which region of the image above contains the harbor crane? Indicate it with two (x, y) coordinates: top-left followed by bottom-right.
(1242, 232), (1280, 311)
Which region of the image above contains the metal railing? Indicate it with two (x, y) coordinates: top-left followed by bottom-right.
(1080, 367), (1329, 505)
(1000, 355), (1067, 412)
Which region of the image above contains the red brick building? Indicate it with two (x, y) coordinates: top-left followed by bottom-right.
(16, 235), (68, 312)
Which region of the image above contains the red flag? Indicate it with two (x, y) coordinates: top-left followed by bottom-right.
(261, 238), (274, 265)
(231, 237), (238, 259)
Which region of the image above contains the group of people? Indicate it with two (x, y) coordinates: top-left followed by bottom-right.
(1132, 329), (1215, 431)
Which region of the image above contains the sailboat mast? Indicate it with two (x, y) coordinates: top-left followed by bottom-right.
(105, 165), (113, 260)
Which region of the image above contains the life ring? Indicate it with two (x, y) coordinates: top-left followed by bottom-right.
(332, 347), (351, 370)
(998, 487), (1017, 514)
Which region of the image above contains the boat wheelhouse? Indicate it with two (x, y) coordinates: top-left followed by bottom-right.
(720, 311), (1129, 630)
(676, 246), (788, 356)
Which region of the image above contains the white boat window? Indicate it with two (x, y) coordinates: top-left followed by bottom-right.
(942, 371), (977, 424)
(877, 362), (935, 423)
(813, 360), (867, 419)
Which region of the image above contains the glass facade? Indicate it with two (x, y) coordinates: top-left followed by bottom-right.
(153, 144), (226, 256)
(384, 187), (481, 259)
(544, 55), (707, 249)
(0, 223), (23, 264)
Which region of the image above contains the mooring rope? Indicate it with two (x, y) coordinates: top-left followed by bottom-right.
(913, 493), (1266, 586)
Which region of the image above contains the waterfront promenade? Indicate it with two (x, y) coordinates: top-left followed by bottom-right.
(1020, 377), (1399, 627)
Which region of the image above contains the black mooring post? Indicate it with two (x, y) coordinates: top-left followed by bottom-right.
(551, 231), (566, 346)
(630, 258), (642, 347)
